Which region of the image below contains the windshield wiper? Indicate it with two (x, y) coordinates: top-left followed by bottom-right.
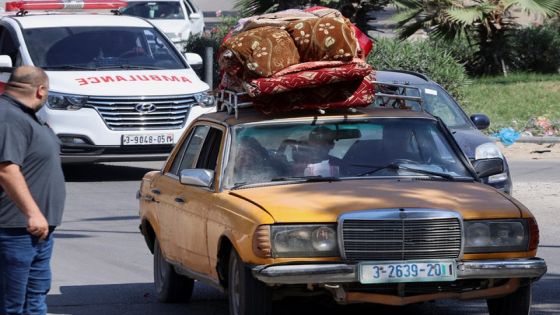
(43, 65), (96, 70)
(95, 64), (165, 70)
(355, 163), (455, 180)
(270, 176), (341, 182)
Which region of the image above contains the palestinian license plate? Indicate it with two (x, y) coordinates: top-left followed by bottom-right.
(122, 133), (174, 145)
(359, 260), (457, 284)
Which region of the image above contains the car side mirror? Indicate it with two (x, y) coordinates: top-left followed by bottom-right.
(180, 169), (214, 187)
(0, 55), (13, 68)
(470, 114), (490, 130)
(472, 158), (504, 178)
(184, 52), (203, 70)
(189, 12), (202, 20)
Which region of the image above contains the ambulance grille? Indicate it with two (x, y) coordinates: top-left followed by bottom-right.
(85, 95), (196, 130)
(341, 218), (462, 261)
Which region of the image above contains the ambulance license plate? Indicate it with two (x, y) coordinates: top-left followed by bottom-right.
(359, 260), (456, 284)
(122, 134), (174, 145)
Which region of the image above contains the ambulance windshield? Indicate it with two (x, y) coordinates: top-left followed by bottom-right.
(23, 26), (186, 70)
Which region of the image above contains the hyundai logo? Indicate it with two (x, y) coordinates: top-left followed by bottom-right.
(135, 103), (157, 113)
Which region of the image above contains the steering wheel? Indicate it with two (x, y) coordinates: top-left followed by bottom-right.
(119, 47), (145, 58)
(392, 158), (421, 166)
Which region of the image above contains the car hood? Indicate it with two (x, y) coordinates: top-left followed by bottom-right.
(229, 179), (522, 223)
(451, 128), (492, 159)
(46, 69), (208, 96)
(150, 20), (190, 39)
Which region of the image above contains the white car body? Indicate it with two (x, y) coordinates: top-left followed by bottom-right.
(0, 13), (213, 163)
(120, 0), (205, 49)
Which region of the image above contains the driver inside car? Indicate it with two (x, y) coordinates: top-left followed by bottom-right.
(298, 126), (343, 177)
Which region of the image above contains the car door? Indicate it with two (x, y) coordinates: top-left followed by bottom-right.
(183, 0), (204, 36)
(0, 23), (22, 92)
(154, 123), (224, 275)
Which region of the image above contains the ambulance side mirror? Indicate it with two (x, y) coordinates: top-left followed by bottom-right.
(0, 55), (12, 68)
(184, 52), (203, 70)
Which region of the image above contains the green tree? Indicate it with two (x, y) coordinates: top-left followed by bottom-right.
(393, 0), (560, 75)
(233, 0), (389, 33)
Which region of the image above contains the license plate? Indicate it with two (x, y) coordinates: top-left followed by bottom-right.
(122, 134), (174, 145)
(359, 260), (457, 284)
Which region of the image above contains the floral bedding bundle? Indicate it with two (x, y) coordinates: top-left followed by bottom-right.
(218, 7), (375, 114)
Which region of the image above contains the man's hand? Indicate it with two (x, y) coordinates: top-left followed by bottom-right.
(27, 212), (49, 240)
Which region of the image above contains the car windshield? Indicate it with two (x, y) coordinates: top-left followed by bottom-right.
(121, 1), (185, 20)
(370, 84), (471, 129)
(223, 118), (473, 188)
(23, 26), (185, 70)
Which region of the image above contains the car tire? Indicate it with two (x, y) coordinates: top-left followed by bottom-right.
(153, 239), (194, 303)
(487, 284), (532, 315)
(228, 249), (272, 315)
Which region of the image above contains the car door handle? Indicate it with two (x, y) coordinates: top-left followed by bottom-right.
(144, 195), (157, 202)
(151, 188), (161, 195)
(174, 197), (186, 204)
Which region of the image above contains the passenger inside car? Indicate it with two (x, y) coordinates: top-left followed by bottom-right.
(233, 136), (282, 184)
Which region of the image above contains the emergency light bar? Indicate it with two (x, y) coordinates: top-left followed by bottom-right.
(5, 0), (127, 12)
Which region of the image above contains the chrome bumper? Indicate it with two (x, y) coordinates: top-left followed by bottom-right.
(252, 258), (547, 285)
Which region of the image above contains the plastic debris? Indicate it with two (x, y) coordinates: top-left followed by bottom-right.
(493, 127), (520, 146)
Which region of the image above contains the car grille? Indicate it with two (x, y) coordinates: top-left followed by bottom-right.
(341, 218), (462, 261)
(85, 95), (196, 130)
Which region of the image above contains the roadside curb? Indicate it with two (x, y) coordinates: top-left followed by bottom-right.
(491, 136), (560, 144)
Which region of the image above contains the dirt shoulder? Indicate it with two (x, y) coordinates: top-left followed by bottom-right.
(498, 142), (560, 161)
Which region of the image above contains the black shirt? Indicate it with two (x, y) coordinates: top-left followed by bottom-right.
(0, 95), (66, 228)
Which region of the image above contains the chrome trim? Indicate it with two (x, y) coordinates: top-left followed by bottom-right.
(170, 261), (224, 292)
(337, 209), (464, 261)
(252, 258), (547, 285)
(180, 169), (214, 187)
(84, 95), (197, 131)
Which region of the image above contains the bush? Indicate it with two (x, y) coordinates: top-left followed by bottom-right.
(509, 24), (560, 74)
(367, 38), (469, 100)
(184, 16), (239, 88)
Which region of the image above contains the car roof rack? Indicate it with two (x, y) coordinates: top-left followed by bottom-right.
(218, 81), (425, 118)
(372, 81), (424, 110)
(218, 89), (253, 119)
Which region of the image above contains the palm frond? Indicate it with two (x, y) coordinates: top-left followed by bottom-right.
(504, 0), (560, 16)
(392, 0), (423, 10)
(392, 8), (424, 25)
(444, 5), (495, 25)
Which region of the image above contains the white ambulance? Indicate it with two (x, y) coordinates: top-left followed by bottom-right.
(0, 0), (215, 163)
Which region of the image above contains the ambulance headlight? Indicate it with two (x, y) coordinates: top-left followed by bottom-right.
(194, 92), (215, 108)
(47, 92), (88, 110)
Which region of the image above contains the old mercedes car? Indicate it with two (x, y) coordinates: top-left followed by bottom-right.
(138, 107), (546, 315)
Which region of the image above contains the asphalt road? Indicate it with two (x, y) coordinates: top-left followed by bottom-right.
(46, 159), (560, 315)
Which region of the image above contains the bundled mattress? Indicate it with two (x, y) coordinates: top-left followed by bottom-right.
(218, 7), (375, 114)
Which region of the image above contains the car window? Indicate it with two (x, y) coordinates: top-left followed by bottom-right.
(23, 26), (185, 70)
(0, 25), (22, 66)
(421, 87), (470, 128)
(183, 0), (196, 15)
(370, 84), (470, 128)
(223, 118), (472, 188)
(121, 1), (185, 20)
(195, 127), (223, 171)
(169, 125), (210, 176)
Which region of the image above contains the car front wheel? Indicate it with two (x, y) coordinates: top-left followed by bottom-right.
(487, 284), (532, 315)
(228, 249), (271, 315)
(153, 239), (194, 303)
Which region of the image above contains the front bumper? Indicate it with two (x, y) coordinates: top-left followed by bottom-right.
(252, 258), (547, 285)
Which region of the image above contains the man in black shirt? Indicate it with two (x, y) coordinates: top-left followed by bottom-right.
(0, 66), (66, 315)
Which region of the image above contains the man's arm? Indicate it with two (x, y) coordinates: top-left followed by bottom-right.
(0, 162), (49, 240)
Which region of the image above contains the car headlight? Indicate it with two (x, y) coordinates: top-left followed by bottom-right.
(464, 220), (529, 253)
(475, 142), (503, 160)
(47, 92), (88, 110)
(270, 224), (338, 258)
(194, 92), (215, 108)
